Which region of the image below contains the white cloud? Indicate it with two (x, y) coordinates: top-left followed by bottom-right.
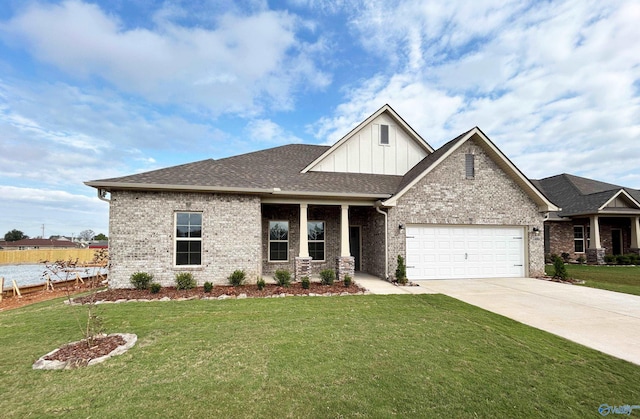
(246, 118), (303, 145)
(0, 0), (329, 116)
(313, 0), (640, 187)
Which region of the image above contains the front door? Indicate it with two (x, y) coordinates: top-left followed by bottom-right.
(612, 229), (623, 255)
(349, 226), (361, 271)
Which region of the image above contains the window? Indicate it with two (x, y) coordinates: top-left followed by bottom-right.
(308, 221), (325, 261)
(269, 221), (289, 261)
(465, 154), (475, 179)
(574, 226), (585, 253)
(380, 124), (389, 145)
(175, 212), (202, 265)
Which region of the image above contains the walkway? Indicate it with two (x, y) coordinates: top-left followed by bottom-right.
(355, 274), (640, 366)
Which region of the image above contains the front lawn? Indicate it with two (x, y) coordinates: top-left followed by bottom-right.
(1, 295), (639, 418)
(545, 264), (640, 296)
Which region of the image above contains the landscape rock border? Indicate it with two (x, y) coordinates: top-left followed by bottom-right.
(32, 333), (137, 370)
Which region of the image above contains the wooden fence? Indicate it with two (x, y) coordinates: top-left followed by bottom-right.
(0, 249), (104, 265)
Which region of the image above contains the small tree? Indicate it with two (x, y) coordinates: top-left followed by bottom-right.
(552, 256), (568, 281)
(396, 255), (407, 285)
(93, 233), (108, 241)
(4, 229), (27, 241)
(77, 229), (95, 242)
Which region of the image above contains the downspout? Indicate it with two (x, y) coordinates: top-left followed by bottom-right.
(97, 188), (111, 203)
(375, 202), (389, 281)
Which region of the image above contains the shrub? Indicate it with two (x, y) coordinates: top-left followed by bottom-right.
(300, 276), (310, 289)
(203, 281), (213, 293)
(130, 271), (153, 290)
(150, 283), (162, 294)
(396, 255), (407, 285)
(256, 277), (266, 290)
(552, 256), (568, 281)
(561, 252), (571, 263)
(319, 269), (335, 285)
(604, 255), (617, 265)
(576, 256), (586, 265)
(343, 274), (352, 288)
(228, 269), (246, 287)
(175, 272), (196, 290)
(616, 255), (631, 265)
(274, 269), (292, 287)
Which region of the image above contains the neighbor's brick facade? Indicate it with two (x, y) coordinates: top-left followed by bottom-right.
(108, 191), (261, 288)
(545, 217), (634, 261)
(386, 138), (546, 279)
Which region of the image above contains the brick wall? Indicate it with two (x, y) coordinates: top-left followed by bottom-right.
(108, 191), (261, 288)
(387, 138), (546, 278)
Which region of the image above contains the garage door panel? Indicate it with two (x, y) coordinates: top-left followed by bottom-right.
(406, 225), (525, 280)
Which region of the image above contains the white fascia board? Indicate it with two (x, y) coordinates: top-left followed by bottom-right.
(598, 189), (640, 211)
(300, 104), (434, 173)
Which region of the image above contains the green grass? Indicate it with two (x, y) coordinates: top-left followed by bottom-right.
(1, 295), (639, 418)
(545, 264), (640, 296)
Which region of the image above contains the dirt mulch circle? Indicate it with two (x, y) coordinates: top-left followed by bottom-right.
(33, 333), (137, 370)
(72, 282), (366, 304)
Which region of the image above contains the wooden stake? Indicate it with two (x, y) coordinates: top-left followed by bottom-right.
(45, 274), (55, 291)
(12, 280), (21, 297)
(75, 272), (84, 284)
(0, 277), (4, 302)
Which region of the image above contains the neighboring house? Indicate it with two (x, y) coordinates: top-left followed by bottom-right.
(0, 238), (83, 250)
(533, 174), (640, 263)
(85, 105), (557, 288)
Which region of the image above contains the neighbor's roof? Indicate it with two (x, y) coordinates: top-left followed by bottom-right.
(86, 144), (404, 200)
(533, 174), (640, 217)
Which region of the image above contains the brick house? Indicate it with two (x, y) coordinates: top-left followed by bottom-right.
(86, 105), (557, 288)
(533, 174), (640, 263)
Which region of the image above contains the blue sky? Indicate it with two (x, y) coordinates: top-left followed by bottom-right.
(0, 0), (638, 239)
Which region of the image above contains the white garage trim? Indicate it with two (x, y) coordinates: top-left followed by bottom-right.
(405, 225), (527, 280)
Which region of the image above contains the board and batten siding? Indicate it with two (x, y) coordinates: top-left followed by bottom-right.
(310, 115), (429, 176)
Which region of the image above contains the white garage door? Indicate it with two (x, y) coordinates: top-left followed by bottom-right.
(405, 225), (526, 280)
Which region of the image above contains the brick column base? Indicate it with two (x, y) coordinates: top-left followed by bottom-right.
(630, 248), (640, 256)
(336, 256), (355, 282)
(587, 248), (606, 265)
(294, 257), (312, 280)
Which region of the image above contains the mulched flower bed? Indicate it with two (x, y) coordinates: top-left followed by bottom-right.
(72, 282), (366, 304)
(44, 334), (126, 363)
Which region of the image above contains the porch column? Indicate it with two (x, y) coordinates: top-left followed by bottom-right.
(299, 204), (309, 257)
(294, 203), (311, 280)
(340, 204), (350, 257)
(587, 215), (605, 264)
(631, 216), (640, 253)
(336, 204), (355, 281)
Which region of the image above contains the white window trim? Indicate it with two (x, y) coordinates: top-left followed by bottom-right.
(574, 225), (585, 254)
(308, 220), (326, 262)
(174, 211), (203, 267)
(268, 220), (289, 262)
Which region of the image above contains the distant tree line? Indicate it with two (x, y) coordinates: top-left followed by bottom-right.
(3, 229), (107, 242)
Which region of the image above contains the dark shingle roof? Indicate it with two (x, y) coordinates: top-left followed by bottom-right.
(534, 173), (640, 216)
(87, 144), (403, 198)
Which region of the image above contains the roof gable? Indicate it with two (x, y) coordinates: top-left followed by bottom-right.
(383, 127), (558, 212)
(302, 104), (434, 176)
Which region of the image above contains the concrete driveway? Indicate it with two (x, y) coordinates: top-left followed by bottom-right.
(356, 276), (640, 366)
